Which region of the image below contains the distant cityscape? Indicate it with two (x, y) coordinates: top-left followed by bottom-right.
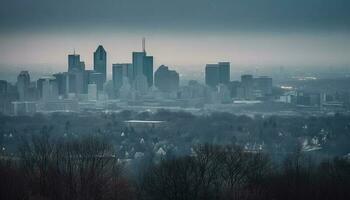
(0, 39), (349, 116)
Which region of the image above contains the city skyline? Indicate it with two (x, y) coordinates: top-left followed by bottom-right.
(1, 34), (349, 83)
(1, 32), (349, 70)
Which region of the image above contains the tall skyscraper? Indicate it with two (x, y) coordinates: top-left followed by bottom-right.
(67, 51), (87, 95)
(17, 71), (31, 101)
(67, 52), (86, 95)
(94, 45), (107, 83)
(154, 65), (179, 92)
(132, 39), (153, 89)
(132, 51), (146, 81)
(68, 54), (83, 72)
(205, 62), (230, 88)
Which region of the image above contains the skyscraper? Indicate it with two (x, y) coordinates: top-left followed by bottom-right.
(17, 71), (31, 101)
(132, 52), (146, 77)
(69, 68), (84, 94)
(53, 73), (67, 96)
(241, 74), (254, 100)
(218, 62), (230, 85)
(154, 65), (179, 92)
(0, 80), (7, 95)
(143, 55), (153, 87)
(254, 76), (273, 96)
(132, 39), (153, 89)
(68, 54), (82, 72)
(205, 64), (219, 88)
(205, 62), (230, 88)
(67, 52), (85, 94)
(94, 45), (107, 83)
(37, 78), (45, 98)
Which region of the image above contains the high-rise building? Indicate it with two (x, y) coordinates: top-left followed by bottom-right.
(113, 64), (124, 93)
(67, 52), (86, 95)
(83, 70), (94, 94)
(143, 55), (153, 87)
(296, 91), (321, 107)
(205, 64), (219, 88)
(132, 52), (146, 79)
(254, 76), (273, 96)
(94, 45), (107, 83)
(241, 74), (254, 100)
(132, 39), (153, 89)
(53, 73), (67, 96)
(17, 71), (31, 101)
(126, 63), (134, 81)
(0, 80), (7, 95)
(1, 82), (17, 115)
(68, 54), (83, 72)
(67, 73), (77, 94)
(69, 69), (84, 94)
(218, 62), (230, 85)
(112, 63), (132, 92)
(37, 78), (45, 98)
(154, 65), (179, 92)
(0, 80), (8, 113)
(205, 62), (230, 88)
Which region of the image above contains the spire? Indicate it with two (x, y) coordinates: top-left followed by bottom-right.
(142, 37), (146, 53)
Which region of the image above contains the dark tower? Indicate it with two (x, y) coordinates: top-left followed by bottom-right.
(94, 45), (107, 83)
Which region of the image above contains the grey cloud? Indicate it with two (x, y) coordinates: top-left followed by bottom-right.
(0, 0), (349, 32)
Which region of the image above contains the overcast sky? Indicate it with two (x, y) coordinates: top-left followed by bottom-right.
(0, 0), (349, 78)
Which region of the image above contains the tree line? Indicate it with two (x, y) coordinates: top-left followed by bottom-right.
(1, 132), (350, 200)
